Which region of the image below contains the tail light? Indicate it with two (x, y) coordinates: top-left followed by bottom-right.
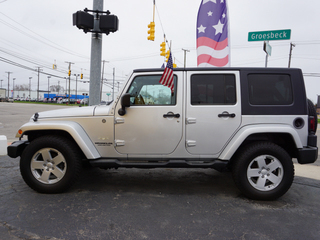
(309, 116), (316, 133)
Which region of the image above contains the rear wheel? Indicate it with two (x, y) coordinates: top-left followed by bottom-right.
(20, 135), (82, 193)
(232, 142), (294, 200)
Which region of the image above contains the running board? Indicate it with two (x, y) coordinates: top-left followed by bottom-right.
(89, 159), (229, 172)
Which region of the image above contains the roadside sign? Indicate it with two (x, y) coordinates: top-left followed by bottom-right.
(248, 29), (291, 42)
(264, 41), (272, 56)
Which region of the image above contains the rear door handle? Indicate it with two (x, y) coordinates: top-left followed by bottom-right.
(163, 112), (180, 118)
(218, 113), (236, 118)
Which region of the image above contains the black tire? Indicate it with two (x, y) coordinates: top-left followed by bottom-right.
(307, 99), (318, 132)
(20, 135), (82, 193)
(232, 142), (294, 200)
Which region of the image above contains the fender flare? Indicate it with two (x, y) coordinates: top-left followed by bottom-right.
(17, 121), (101, 159)
(219, 124), (303, 160)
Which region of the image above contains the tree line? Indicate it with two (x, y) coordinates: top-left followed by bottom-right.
(14, 84), (65, 93)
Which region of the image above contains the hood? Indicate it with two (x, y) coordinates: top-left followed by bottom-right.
(32, 106), (97, 120)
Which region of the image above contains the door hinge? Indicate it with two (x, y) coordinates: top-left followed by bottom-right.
(186, 140), (196, 147)
(115, 117), (125, 124)
(186, 118), (197, 124)
(115, 140), (125, 146)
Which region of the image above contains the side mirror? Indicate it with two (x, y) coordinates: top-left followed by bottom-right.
(118, 93), (131, 116)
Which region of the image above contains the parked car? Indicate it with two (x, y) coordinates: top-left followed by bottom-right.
(80, 98), (89, 105)
(8, 67), (318, 200)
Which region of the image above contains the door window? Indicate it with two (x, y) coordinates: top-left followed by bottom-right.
(127, 75), (177, 105)
(191, 74), (236, 105)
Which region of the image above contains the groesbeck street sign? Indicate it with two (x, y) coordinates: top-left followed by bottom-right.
(248, 29), (291, 42)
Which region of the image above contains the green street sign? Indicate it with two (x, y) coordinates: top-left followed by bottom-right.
(248, 29), (291, 42)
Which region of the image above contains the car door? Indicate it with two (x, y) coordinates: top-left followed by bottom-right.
(114, 72), (183, 155)
(186, 71), (242, 155)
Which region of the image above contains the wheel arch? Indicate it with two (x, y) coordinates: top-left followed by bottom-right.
(227, 133), (297, 169)
(220, 125), (302, 162)
(18, 121), (100, 159)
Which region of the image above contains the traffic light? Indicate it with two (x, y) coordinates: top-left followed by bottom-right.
(73, 11), (94, 33)
(160, 42), (166, 56)
(80, 73), (83, 79)
(165, 50), (170, 62)
(147, 22), (155, 41)
(99, 15), (119, 34)
(68, 70), (71, 76)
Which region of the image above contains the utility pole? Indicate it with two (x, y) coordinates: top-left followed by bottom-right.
(89, 0), (103, 106)
(29, 77), (32, 99)
(64, 77), (67, 95)
(65, 61), (74, 104)
(5, 72), (12, 99)
(36, 67), (42, 101)
(12, 78), (15, 99)
(182, 49), (190, 68)
(112, 68), (115, 101)
(100, 60), (109, 101)
(0, 79), (3, 88)
(288, 42), (295, 68)
(47, 76), (51, 100)
(74, 74), (79, 102)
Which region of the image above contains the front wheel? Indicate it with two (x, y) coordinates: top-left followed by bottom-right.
(232, 142), (294, 200)
(20, 135), (82, 193)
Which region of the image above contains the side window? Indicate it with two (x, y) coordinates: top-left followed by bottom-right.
(127, 75), (177, 105)
(248, 74), (293, 105)
(191, 74), (236, 105)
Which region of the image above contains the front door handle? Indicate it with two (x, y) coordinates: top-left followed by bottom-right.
(163, 112), (180, 118)
(218, 112), (236, 118)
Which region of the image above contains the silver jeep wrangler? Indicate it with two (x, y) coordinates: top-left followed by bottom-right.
(8, 67), (318, 200)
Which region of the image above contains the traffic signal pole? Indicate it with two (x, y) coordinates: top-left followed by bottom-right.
(73, 1), (119, 106)
(89, 0), (103, 106)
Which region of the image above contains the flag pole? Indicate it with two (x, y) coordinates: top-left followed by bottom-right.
(153, 0), (155, 22)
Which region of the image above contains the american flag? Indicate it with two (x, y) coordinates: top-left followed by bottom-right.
(196, 0), (230, 67)
(159, 52), (174, 92)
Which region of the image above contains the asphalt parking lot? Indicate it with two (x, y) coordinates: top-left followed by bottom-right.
(1, 102), (320, 240)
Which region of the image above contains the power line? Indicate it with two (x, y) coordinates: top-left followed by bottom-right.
(0, 12), (90, 59)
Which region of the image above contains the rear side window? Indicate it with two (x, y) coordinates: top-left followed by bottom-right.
(248, 74), (293, 105)
(191, 74), (236, 105)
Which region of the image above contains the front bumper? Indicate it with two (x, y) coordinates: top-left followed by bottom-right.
(7, 140), (29, 158)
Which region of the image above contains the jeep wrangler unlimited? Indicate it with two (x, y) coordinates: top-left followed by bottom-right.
(8, 67), (318, 200)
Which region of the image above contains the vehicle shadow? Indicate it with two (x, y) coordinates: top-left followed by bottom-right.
(73, 167), (239, 198)
(73, 165), (320, 206)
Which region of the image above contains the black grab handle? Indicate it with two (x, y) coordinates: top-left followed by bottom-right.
(218, 113), (236, 118)
(163, 113), (180, 118)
